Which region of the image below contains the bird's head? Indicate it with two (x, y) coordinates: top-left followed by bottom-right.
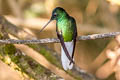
(51, 7), (68, 20)
(40, 7), (68, 32)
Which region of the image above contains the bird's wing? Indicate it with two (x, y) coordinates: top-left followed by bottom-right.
(56, 27), (74, 64)
(71, 17), (77, 59)
(69, 17), (77, 65)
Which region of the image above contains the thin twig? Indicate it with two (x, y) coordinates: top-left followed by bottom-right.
(0, 32), (119, 44)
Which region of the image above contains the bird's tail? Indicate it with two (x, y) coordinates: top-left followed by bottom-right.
(61, 41), (74, 70)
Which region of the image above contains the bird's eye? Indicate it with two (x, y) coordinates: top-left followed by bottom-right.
(54, 14), (57, 16)
(54, 13), (57, 17)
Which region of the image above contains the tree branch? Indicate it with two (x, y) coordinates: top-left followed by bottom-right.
(0, 32), (119, 44)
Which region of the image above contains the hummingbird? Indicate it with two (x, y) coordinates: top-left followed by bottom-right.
(40, 7), (77, 70)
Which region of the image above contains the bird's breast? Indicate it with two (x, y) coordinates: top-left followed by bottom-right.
(57, 20), (74, 42)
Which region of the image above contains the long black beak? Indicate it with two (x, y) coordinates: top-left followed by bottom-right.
(40, 19), (52, 32)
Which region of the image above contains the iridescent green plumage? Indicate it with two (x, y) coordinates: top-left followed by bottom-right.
(57, 16), (76, 41)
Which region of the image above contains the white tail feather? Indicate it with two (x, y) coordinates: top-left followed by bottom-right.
(61, 41), (74, 70)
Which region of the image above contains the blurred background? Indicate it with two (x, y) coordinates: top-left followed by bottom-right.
(0, 0), (120, 80)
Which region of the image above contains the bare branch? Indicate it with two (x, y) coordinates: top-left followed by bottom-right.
(0, 32), (119, 44)
(77, 32), (120, 40)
